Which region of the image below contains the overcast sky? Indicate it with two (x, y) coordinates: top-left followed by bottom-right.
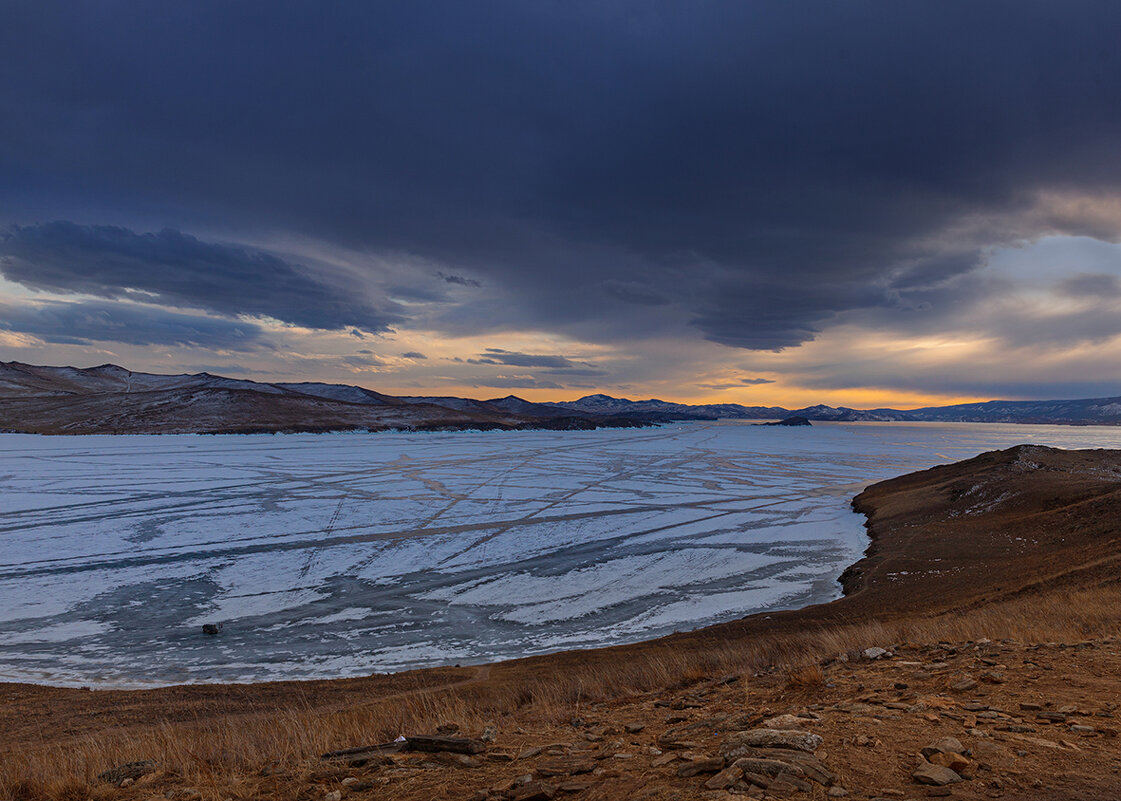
(4, 2), (1121, 407)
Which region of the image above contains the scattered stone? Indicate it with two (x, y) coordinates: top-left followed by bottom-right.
(912, 763), (963, 786)
(97, 761), (157, 785)
(324, 791), (341, 801)
(949, 677), (977, 692)
(481, 724), (498, 743)
(624, 722), (645, 734)
(1019, 702), (1043, 712)
(1071, 724), (1095, 734)
(979, 670), (1005, 683)
(827, 787), (849, 797)
(863, 647), (890, 660)
(202, 623), (221, 635)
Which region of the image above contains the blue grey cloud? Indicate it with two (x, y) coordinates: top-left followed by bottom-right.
(0, 300), (264, 350)
(0, 222), (399, 332)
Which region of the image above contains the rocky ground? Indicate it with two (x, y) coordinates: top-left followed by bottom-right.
(90, 635), (1121, 801)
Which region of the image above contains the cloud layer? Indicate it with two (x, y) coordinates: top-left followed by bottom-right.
(0, 300), (262, 350)
(3, 4), (1121, 400)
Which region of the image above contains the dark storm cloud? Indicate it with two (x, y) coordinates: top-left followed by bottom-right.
(400, 351), (427, 360)
(0, 300), (263, 349)
(0, 222), (399, 332)
(4, 3), (1121, 350)
(436, 272), (482, 288)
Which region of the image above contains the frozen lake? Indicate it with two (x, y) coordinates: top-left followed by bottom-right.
(3, 420), (1121, 686)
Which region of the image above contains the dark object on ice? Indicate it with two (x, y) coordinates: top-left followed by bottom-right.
(202, 623), (222, 635)
(759, 416), (812, 427)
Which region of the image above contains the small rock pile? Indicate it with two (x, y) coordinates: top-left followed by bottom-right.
(912, 736), (970, 787)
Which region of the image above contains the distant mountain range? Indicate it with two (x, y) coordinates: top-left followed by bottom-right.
(0, 362), (642, 434)
(557, 393), (1121, 426)
(2, 360), (1121, 434)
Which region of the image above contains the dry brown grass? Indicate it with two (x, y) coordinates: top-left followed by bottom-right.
(783, 663), (825, 690)
(4, 583), (1121, 800)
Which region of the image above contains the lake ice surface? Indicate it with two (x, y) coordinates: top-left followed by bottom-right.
(4, 420), (1121, 686)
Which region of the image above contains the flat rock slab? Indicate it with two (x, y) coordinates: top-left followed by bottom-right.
(723, 728), (823, 753)
(405, 735), (486, 754)
(321, 741), (403, 766)
(912, 763), (963, 786)
(676, 757), (725, 777)
(732, 757), (807, 779)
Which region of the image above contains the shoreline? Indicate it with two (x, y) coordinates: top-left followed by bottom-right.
(6, 418), (1121, 438)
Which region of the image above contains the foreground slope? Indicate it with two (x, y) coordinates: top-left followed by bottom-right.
(4, 445), (1121, 799)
